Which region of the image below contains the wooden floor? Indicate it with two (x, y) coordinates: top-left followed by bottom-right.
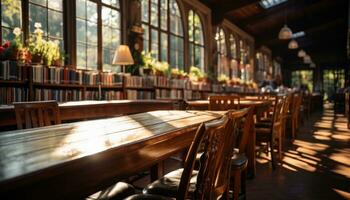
(247, 104), (350, 200)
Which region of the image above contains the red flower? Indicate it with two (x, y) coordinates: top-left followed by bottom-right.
(2, 41), (11, 48)
(0, 46), (5, 54)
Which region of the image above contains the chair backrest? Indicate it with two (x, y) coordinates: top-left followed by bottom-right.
(271, 96), (285, 127)
(177, 123), (206, 200)
(209, 95), (240, 111)
(14, 101), (61, 129)
(236, 107), (255, 153)
(291, 92), (303, 118)
(194, 109), (247, 199)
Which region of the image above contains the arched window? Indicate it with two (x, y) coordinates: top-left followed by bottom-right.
(216, 28), (228, 77)
(188, 10), (204, 71)
(229, 34), (238, 78)
(141, 0), (184, 69)
(76, 0), (121, 71)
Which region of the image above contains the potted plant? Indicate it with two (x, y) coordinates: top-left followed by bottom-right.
(171, 68), (180, 79)
(217, 74), (229, 85)
(153, 61), (169, 76)
(43, 40), (61, 66)
(28, 23), (45, 64)
(141, 51), (154, 75)
(0, 27), (23, 61)
(178, 70), (188, 79)
(189, 66), (205, 82)
(127, 50), (145, 75)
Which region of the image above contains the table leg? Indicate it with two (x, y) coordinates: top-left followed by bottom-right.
(246, 117), (256, 178)
(150, 162), (164, 181)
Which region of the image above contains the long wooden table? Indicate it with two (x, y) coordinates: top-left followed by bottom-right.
(0, 100), (179, 129)
(0, 110), (225, 200)
(186, 99), (271, 177)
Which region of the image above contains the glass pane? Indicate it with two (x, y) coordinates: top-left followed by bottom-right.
(87, 45), (98, 70)
(30, 0), (46, 6)
(48, 0), (63, 11)
(160, 9), (167, 30)
(29, 4), (48, 35)
(76, 19), (86, 43)
(151, 29), (159, 59)
(150, 2), (158, 27)
(87, 1), (98, 22)
(160, 32), (168, 62)
(48, 10), (63, 38)
(142, 24), (149, 51)
(87, 22), (97, 44)
(2, 28), (14, 43)
(102, 0), (119, 8)
(76, 0), (86, 19)
(76, 43), (87, 69)
(141, 0), (149, 23)
(1, 0), (22, 28)
(189, 43), (193, 66)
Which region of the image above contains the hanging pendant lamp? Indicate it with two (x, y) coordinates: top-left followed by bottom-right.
(298, 49), (306, 57)
(288, 39), (298, 49)
(278, 25), (293, 40)
(303, 55), (311, 64)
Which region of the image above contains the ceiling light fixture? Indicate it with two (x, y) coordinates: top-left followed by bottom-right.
(304, 55), (311, 64)
(279, 25), (293, 40)
(288, 39), (298, 49)
(298, 49), (306, 57)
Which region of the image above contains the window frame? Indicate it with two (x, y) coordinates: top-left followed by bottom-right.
(141, 0), (185, 70)
(0, 0), (124, 72)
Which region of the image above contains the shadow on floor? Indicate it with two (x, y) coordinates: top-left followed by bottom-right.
(247, 103), (350, 200)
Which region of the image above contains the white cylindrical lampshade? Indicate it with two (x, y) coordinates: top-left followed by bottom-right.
(298, 49), (306, 57)
(278, 25), (293, 40)
(288, 39), (298, 49)
(112, 45), (134, 65)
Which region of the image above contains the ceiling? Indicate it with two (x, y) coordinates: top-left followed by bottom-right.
(200, 0), (349, 68)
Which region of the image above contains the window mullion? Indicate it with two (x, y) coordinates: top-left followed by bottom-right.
(97, 2), (102, 71)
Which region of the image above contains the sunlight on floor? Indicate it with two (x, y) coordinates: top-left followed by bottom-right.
(333, 188), (350, 199)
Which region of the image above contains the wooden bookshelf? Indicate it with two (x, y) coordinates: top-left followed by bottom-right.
(0, 61), (259, 105)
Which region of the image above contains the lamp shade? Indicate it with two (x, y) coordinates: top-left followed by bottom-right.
(288, 39), (298, 49)
(310, 62), (316, 68)
(303, 55), (311, 64)
(278, 25), (293, 40)
(112, 45), (134, 65)
(298, 49), (306, 57)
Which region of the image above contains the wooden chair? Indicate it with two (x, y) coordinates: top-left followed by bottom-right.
(290, 92), (303, 139)
(255, 96), (285, 169)
(13, 101), (61, 129)
(209, 95), (240, 110)
(125, 110), (247, 200)
(229, 107), (254, 200)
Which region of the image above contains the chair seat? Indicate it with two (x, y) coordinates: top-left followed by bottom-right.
(143, 168), (197, 197)
(255, 121), (271, 128)
(231, 153), (248, 170)
(125, 194), (175, 200)
(87, 182), (135, 200)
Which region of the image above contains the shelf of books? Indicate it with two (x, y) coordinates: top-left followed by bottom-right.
(0, 61), (29, 104)
(0, 61), (260, 105)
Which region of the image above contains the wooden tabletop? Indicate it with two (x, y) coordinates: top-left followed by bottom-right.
(0, 110), (225, 200)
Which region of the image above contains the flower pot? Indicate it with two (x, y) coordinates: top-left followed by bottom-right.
(143, 68), (152, 75)
(155, 70), (164, 76)
(52, 59), (63, 67)
(31, 54), (43, 65)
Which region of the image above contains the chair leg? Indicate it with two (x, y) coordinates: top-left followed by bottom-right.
(270, 139), (276, 170)
(241, 169), (247, 200)
(233, 171), (241, 200)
